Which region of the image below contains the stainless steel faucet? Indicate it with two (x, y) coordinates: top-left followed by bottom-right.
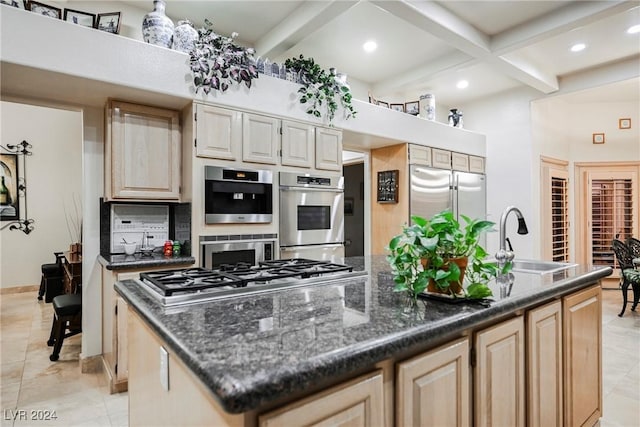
(495, 206), (529, 271)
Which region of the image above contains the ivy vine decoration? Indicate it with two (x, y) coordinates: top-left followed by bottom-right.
(189, 19), (258, 94)
(284, 55), (356, 123)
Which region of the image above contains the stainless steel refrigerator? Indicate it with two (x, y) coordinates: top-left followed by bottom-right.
(409, 164), (487, 237)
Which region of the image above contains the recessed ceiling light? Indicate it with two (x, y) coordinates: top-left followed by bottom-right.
(363, 40), (377, 53)
(456, 80), (469, 89)
(627, 24), (640, 34)
(570, 43), (586, 52)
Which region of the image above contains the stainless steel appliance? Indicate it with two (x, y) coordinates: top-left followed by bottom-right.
(200, 235), (276, 270)
(279, 172), (345, 261)
(409, 164), (487, 242)
(204, 166), (273, 224)
(137, 259), (366, 307)
(110, 204), (169, 253)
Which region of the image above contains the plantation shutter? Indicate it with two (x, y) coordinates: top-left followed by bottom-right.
(590, 178), (633, 268)
(551, 174), (569, 262)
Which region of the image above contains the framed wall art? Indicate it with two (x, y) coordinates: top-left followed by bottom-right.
(405, 101), (419, 116)
(592, 133), (605, 144)
(0, 0), (27, 10)
(618, 118), (631, 129)
(0, 153), (19, 221)
(377, 170), (399, 204)
(377, 100), (389, 108)
(390, 103), (404, 113)
(27, 0), (61, 19)
(64, 8), (96, 28)
(96, 12), (121, 34)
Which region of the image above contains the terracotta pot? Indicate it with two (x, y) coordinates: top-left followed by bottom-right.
(422, 256), (468, 295)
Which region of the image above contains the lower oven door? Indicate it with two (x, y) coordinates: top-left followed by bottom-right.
(279, 188), (344, 247)
(280, 243), (345, 262)
(201, 240), (275, 269)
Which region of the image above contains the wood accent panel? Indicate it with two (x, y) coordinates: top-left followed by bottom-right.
(474, 316), (525, 427)
(396, 337), (470, 427)
(258, 370), (384, 427)
(128, 308), (248, 427)
(526, 300), (563, 427)
(371, 144), (409, 255)
(563, 285), (602, 427)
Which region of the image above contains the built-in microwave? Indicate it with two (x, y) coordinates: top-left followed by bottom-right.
(204, 166), (273, 224)
(200, 235), (276, 270)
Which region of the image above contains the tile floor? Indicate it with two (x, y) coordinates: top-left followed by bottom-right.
(1, 287), (638, 427)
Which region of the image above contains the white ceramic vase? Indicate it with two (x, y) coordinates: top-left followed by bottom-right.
(419, 93), (435, 121)
(142, 0), (174, 48)
(172, 20), (198, 53)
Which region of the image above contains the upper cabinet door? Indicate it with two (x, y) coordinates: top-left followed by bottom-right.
(281, 120), (314, 168)
(431, 149), (452, 170)
(108, 101), (181, 200)
(242, 113), (279, 165)
(315, 127), (342, 171)
(469, 156), (485, 174)
(409, 144), (432, 166)
(451, 152), (470, 172)
(195, 104), (241, 160)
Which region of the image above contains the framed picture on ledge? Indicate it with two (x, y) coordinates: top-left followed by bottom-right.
(96, 11), (121, 34)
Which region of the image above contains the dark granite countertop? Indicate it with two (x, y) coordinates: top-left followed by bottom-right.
(99, 252), (195, 270)
(115, 255), (612, 414)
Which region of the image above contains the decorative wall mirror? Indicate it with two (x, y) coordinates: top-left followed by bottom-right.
(1, 140), (34, 234)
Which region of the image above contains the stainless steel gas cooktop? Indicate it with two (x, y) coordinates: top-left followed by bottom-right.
(136, 259), (366, 307)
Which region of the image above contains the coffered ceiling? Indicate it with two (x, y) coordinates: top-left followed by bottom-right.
(118, 1), (639, 105)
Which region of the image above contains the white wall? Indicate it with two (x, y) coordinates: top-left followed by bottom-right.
(0, 101), (82, 288)
(458, 86), (542, 259)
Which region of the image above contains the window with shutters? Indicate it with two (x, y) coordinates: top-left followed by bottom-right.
(551, 175), (569, 262)
(590, 178), (633, 268)
(541, 158), (570, 262)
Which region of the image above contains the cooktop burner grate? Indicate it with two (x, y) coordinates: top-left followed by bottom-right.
(137, 259), (362, 302)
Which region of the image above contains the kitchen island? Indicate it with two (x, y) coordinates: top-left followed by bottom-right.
(116, 256), (611, 426)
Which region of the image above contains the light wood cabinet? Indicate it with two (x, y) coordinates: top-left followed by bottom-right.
(475, 316), (525, 427)
(242, 113), (279, 165)
(106, 100), (181, 200)
(195, 104), (241, 160)
(469, 155), (485, 173)
(396, 337), (470, 427)
(259, 370), (384, 427)
(281, 120), (315, 168)
(431, 148), (452, 169)
(563, 285), (602, 427)
(452, 152), (470, 172)
(527, 300), (563, 427)
(315, 127), (343, 171)
(102, 264), (192, 394)
(408, 144), (432, 166)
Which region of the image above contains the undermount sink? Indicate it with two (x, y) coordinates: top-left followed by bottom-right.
(510, 259), (578, 274)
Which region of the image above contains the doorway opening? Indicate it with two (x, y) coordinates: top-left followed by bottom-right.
(343, 150), (366, 257)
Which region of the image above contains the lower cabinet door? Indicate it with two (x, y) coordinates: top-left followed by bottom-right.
(396, 337), (470, 427)
(563, 285), (602, 427)
(527, 300), (563, 427)
(475, 316), (525, 427)
(259, 370), (384, 427)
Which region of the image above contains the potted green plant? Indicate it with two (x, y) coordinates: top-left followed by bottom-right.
(387, 210), (506, 302)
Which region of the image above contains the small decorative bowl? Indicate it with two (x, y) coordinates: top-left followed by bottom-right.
(139, 246), (156, 257)
(123, 243), (137, 255)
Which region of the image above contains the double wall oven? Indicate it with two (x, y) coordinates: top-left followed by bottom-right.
(279, 171), (345, 261)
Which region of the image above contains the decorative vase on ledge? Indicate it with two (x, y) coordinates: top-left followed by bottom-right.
(142, 0), (174, 48)
(172, 19), (198, 53)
